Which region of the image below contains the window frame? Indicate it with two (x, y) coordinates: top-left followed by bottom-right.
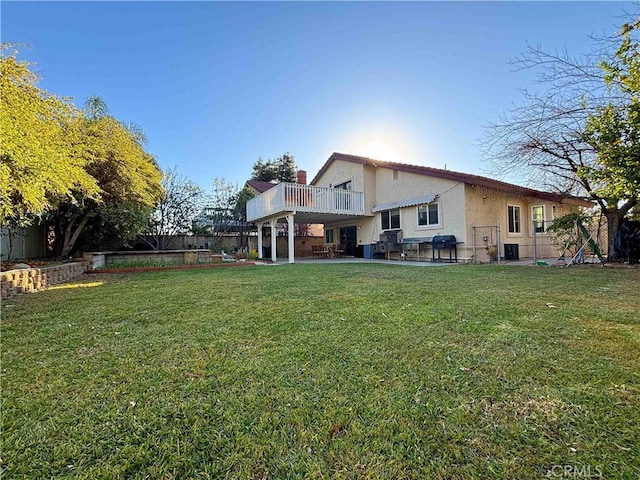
(381, 209), (400, 230)
(324, 228), (335, 244)
(507, 204), (522, 235)
(334, 180), (352, 190)
(416, 201), (441, 228)
(532, 205), (546, 234)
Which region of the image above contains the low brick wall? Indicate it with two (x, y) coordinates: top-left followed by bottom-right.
(0, 262), (89, 300)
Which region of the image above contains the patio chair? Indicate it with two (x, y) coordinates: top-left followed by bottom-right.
(334, 244), (345, 257)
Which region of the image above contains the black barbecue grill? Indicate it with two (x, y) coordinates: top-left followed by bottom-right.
(431, 235), (459, 263)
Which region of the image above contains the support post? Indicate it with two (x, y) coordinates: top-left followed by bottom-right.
(270, 218), (278, 263)
(286, 213), (295, 264)
(257, 222), (264, 259)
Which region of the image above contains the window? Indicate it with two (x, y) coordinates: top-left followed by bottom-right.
(417, 202), (440, 227)
(393, 170), (399, 180)
(334, 180), (352, 190)
(508, 205), (521, 234)
(552, 204), (557, 219)
(324, 228), (335, 243)
(532, 205), (545, 233)
(334, 181), (352, 210)
(381, 209), (400, 230)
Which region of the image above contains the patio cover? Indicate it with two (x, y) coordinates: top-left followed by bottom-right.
(371, 194), (437, 213)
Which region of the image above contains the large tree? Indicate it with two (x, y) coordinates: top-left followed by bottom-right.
(0, 48), (99, 227)
(141, 167), (204, 250)
(1, 48), (163, 257)
(582, 20), (640, 234)
(233, 186), (256, 223)
(483, 16), (639, 261)
(250, 152), (297, 183)
(72, 200), (155, 253)
(48, 97), (163, 257)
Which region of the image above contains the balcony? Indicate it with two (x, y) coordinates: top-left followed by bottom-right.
(247, 183), (366, 223)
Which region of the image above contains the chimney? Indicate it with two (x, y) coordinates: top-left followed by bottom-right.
(297, 170), (307, 185)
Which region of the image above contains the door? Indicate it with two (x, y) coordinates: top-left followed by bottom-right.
(339, 226), (358, 256)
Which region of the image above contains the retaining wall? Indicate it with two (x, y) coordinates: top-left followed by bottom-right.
(83, 250), (212, 270)
(1, 262), (89, 300)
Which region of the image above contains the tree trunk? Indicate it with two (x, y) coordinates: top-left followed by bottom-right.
(138, 234), (160, 250)
(604, 200), (637, 262)
(60, 213), (92, 257)
(605, 210), (622, 262)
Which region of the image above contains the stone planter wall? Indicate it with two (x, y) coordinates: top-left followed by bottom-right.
(0, 262), (89, 299)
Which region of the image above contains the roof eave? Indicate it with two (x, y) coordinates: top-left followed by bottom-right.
(311, 152), (594, 207)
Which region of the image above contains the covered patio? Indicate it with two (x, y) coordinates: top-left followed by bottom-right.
(246, 182), (368, 263)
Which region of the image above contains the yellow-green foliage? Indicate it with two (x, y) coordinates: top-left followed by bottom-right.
(0, 49), (163, 232)
(583, 20), (640, 204)
(79, 114), (163, 207)
(0, 52), (100, 224)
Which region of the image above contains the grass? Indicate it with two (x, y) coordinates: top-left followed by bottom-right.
(2, 263), (639, 479)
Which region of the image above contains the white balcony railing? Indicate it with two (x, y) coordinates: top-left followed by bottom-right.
(247, 183), (365, 222)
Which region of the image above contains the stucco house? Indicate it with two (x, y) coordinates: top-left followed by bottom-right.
(246, 152), (593, 263)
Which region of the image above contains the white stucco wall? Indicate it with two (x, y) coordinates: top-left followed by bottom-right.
(316, 160), (467, 248)
(313, 161), (366, 190)
(314, 161), (373, 246)
(312, 158), (584, 261)
(371, 166), (466, 241)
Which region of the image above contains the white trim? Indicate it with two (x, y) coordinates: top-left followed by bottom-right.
(416, 201), (441, 229)
(507, 204), (522, 235)
(324, 228), (335, 244)
(531, 205), (546, 234)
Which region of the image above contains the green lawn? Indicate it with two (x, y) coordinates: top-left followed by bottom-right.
(2, 264), (639, 479)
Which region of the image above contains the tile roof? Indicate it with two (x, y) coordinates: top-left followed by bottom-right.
(310, 152), (593, 207)
(245, 180), (277, 194)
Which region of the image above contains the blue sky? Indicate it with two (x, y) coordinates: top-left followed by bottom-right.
(2, 1), (633, 190)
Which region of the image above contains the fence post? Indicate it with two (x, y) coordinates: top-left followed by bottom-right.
(532, 221), (537, 264)
(472, 227), (476, 264)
